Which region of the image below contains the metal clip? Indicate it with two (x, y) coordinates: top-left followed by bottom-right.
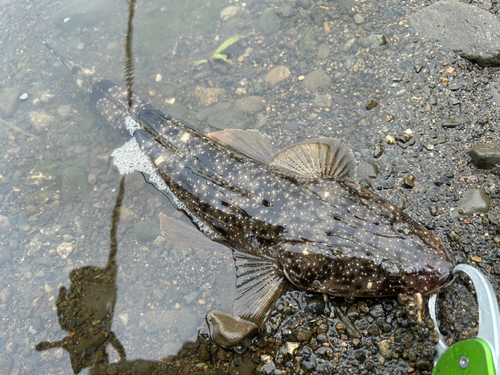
(429, 264), (500, 372)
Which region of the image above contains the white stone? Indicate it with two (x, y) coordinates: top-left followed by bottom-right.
(220, 6), (242, 21)
(56, 242), (73, 259)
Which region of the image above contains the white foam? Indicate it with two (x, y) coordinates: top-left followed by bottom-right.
(111, 137), (219, 239)
(124, 115), (142, 135)
(111, 138), (167, 190)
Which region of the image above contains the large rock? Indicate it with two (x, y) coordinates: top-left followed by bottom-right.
(196, 101), (233, 121)
(264, 66), (290, 89)
(207, 110), (252, 130)
(441, 115), (471, 129)
(234, 96), (266, 113)
(206, 310), (258, 348)
(257, 8), (280, 34)
(491, 81), (500, 106)
(298, 26), (317, 52)
(469, 143), (500, 169)
(29, 110), (57, 132)
(195, 86), (225, 107)
(457, 188), (490, 216)
(410, 0), (500, 66)
(303, 69), (331, 92)
(0, 87), (19, 117)
(220, 6), (243, 21)
(0, 215), (11, 235)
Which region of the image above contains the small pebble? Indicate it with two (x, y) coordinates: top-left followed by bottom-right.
(88, 173), (96, 185)
(397, 294), (409, 305)
(402, 175), (415, 188)
(353, 14), (365, 24)
(448, 231), (459, 242)
(56, 242), (73, 259)
(415, 359), (430, 371)
(374, 143), (384, 158)
(366, 99), (377, 110)
(428, 204), (438, 216)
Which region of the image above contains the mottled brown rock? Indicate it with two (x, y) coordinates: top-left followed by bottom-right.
(264, 66), (290, 89)
(303, 69), (331, 92)
(206, 310), (258, 348)
(194, 86), (224, 107)
(234, 96), (266, 113)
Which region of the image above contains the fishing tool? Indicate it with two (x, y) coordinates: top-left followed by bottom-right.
(429, 264), (500, 374)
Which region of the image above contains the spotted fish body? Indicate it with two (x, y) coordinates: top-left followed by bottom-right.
(45, 42), (455, 323)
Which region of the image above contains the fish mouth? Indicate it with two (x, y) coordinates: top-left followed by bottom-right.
(421, 271), (456, 296)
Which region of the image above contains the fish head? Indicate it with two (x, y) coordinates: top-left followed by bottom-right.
(275, 178), (456, 297)
(278, 228), (456, 298)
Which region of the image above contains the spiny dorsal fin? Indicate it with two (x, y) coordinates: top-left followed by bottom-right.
(233, 250), (289, 325)
(207, 129), (278, 164)
(269, 138), (356, 180)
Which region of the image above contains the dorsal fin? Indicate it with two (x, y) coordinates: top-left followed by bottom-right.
(207, 129), (278, 164)
(269, 138), (356, 180)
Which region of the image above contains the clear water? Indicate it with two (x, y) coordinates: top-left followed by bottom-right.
(0, 0), (458, 373)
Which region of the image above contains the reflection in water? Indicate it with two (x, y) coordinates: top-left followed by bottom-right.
(125, 0), (136, 111)
(32, 175), (219, 374)
(36, 177), (126, 373)
(37, 4), (216, 371)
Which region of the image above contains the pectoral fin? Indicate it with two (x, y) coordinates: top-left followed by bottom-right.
(207, 129), (278, 164)
(207, 131), (356, 181)
(233, 250), (289, 324)
(269, 138), (357, 180)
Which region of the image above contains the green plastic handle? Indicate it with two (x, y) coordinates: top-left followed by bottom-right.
(432, 338), (496, 375)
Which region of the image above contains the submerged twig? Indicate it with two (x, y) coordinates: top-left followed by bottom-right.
(0, 117), (41, 142)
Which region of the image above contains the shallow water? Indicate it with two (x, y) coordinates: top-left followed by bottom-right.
(0, 0), (498, 374)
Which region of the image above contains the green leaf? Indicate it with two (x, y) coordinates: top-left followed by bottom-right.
(194, 35), (244, 67)
(193, 59), (208, 66)
(213, 35), (245, 55)
(211, 53), (232, 64)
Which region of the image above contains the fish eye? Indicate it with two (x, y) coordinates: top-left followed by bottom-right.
(392, 221), (412, 236)
(381, 259), (403, 279)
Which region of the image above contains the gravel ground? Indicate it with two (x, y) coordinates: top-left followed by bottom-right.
(0, 0), (499, 374)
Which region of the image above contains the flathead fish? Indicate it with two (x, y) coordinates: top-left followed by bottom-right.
(44, 42), (455, 323)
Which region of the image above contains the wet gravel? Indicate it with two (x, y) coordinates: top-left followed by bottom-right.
(0, 0), (499, 374)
